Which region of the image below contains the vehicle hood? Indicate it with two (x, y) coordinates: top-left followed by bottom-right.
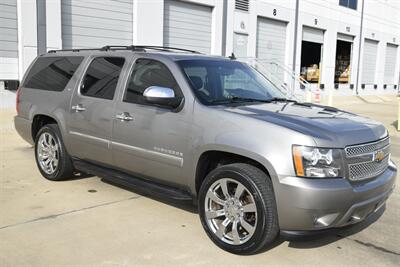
(221, 102), (387, 147)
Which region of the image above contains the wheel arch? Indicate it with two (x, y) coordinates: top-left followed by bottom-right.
(193, 146), (278, 196)
(31, 114), (58, 140)
(31, 109), (68, 141)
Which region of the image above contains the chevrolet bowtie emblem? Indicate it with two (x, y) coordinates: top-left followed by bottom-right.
(374, 150), (385, 162)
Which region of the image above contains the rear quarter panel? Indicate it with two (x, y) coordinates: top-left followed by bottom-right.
(17, 55), (90, 148)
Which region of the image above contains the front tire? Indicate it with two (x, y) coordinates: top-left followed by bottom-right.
(34, 124), (74, 181)
(198, 163), (279, 254)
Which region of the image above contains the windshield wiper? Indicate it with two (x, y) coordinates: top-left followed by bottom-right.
(209, 96), (272, 105)
(267, 97), (297, 103)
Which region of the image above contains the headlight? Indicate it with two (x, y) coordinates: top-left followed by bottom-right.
(292, 145), (344, 178)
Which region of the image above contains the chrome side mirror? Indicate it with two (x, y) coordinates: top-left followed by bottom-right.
(143, 86), (181, 108)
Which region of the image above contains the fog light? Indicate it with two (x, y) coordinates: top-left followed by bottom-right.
(314, 213), (339, 227)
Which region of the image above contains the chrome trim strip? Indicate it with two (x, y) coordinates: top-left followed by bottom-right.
(69, 131), (110, 145)
(346, 136), (390, 149)
(111, 141), (183, 168)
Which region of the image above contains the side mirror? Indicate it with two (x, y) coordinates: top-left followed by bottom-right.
(143, 86), (181, 108)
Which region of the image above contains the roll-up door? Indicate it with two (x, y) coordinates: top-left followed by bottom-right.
(0, 0), (18, 80)
(384, 43), (398, 84)
(163, 0), (212, 54)
(361, 39), (378, 84)
(61, 0), (133, 49)
(337, 33), (354, 43)
(303, 26), (324, 44)
(256, 17), (287, 81)
(256, 18), (287, 64)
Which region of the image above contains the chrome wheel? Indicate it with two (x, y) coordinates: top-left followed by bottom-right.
(204, 178), (258, 245)
(37, 132), (59, 175)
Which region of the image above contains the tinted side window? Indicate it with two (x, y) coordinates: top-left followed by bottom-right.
(124, 59), (180, 105)
(24, 56), (84, 91)
(81, 57), (125, 100)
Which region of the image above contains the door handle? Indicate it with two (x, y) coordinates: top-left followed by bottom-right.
(71, 104), (86, 112)
(115, 112), (134, 122)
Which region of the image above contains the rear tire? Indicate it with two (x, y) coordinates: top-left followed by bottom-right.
(34, 124), (74, 181)
(198, 163), (279, 254)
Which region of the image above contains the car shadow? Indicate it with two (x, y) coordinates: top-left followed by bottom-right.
(82, 174), (387, 253)
(282, 205), (385, 250)
(62, 171), (95, 181)
(101, 178), (198, 214)
(391, 120), (398, 130)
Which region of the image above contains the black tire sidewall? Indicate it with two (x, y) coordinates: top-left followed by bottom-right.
(34, 124), (71, 181)
(198, 164), (278, 254)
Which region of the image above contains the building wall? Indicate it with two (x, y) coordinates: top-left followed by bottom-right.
(1, 0), (399, 95)
(0, 0), (19, 80)
(228, 0), (400, 95)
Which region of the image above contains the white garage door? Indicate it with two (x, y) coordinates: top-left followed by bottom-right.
(0, 0), (18, 80)
(163, 0), (212, 54)
(361, 39), (379, 84)
(61, 0), (133, 49)
(256, 18), (287, 82)
(256, 18), (287, 64)
(303, 26), (324, 44)
(384, 43), (398, 84)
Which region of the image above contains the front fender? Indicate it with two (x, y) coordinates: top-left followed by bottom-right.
(189, 104), (317, 197)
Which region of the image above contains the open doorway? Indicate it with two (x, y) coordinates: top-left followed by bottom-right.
(300, 41), (322, 83)
(334, 40), (352, 83)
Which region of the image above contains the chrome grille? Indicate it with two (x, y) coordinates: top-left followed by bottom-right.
(349, 156), (389, 181)
(345, 137), (390, 157)
(345, 137), (390, 181)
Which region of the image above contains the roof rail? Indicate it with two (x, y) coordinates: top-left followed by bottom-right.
(135, 46), (201, 54)
(48, 45), (201, 54)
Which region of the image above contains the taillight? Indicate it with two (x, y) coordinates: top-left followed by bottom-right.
(16, 87), (21, 115)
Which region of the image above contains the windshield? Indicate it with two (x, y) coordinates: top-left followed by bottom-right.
(177, 59), (286, 105)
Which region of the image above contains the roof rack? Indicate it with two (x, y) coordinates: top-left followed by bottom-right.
(48, 45), (201, 54)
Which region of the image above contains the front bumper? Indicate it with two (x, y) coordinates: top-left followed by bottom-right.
(275, 161), (397, 231)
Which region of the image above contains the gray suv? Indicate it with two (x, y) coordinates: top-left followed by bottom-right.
(14, 46), (396, 254)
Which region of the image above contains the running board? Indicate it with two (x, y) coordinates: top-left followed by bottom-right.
(73, 160), (193, 202)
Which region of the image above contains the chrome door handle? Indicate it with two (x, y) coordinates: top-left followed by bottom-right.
(71, 104), (86, 112)
(115, 112), (133, 122)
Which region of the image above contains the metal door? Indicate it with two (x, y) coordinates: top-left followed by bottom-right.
(163, 0), (212, 54)
(361, 39), (379, 85)
(61, 0), (133, 49)
(67, 56), (127, 165)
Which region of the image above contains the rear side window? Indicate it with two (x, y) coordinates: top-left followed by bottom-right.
(124, 58), (180, 105)
(24, 56), (84, 91)
(81, 57), (125, 100)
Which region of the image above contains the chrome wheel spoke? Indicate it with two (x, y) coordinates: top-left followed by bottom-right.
(43, 134), (50, 147)
(48, 135), (54, 146)
(240, 217), (255, 235)
(44, 158), (51, 166)
(215, 218), (231, 239)
(206, 190), (225, 206)
(242, 203), (256, 213)
(231, 220), (241, 245)
(49, 161), (55, 173)
(52, 143), (58, 152)
(234, 183), (245, 199)
(220, 179), (230, 199)
(206, 209), (225, 219)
